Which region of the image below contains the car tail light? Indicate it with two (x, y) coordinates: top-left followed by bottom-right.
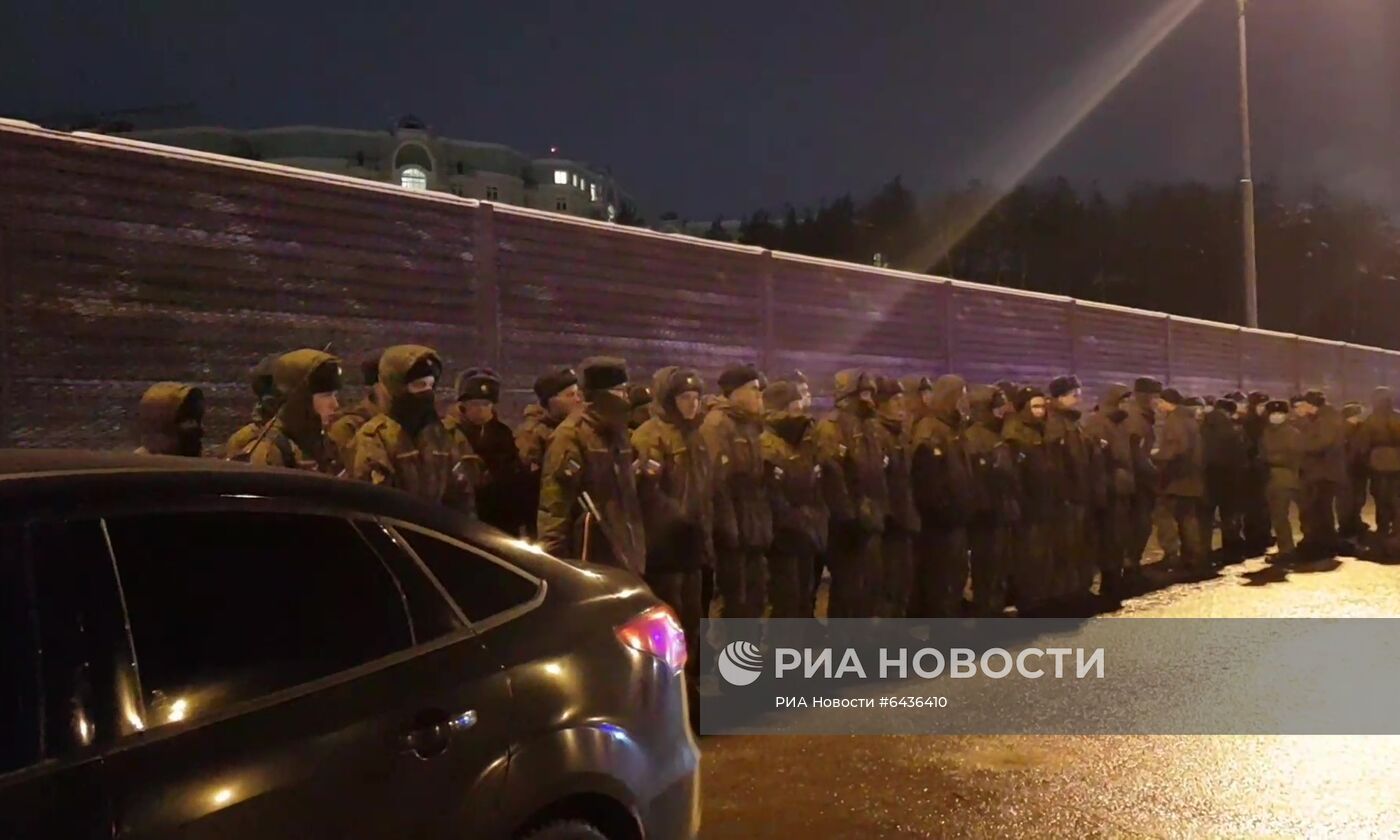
(615, 606), (687, 673)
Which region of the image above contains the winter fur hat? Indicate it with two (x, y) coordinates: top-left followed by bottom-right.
(1214, 399), (1238, 414)
(834, 369), (875, 403)
(628, 383), (654, 409)
(1304, 389), (1327, 407)
(1012, 385), (1045, 412)
(1049, 375), (1082, 399)
(874, 376), (905, 402)
(718, 364), (763, 396)
(1342, 402), (1365, 419)
(579, 357), (628, 395)
(1265, 399), (1291, 416)
(1134, 377), (1164, 394)
(456, 367), (501, 403)
(763, 380), (803, 411)
(534, 367), (578, 405)
(1159, 388), (1184, 406)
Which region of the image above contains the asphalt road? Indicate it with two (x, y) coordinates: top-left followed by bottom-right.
(699, 551), (1400, 838)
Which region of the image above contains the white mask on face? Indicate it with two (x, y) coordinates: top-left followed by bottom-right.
(1269, 413), (1287, 425)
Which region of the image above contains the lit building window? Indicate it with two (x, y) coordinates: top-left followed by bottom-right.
(554, 170), (568, 185)
(556, 199), (568, 212)
(400, 166), (428, 191)
(486, 186), (499, 201)
(590, 183), (598, 202)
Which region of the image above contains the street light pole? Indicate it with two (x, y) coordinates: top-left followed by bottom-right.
(1237, 0), (1259, 328)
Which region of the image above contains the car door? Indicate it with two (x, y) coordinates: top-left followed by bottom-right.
(0, 520), (111, 839)
(88, 504), (514, 840)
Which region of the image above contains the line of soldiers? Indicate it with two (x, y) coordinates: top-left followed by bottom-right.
(131, 347), (1400, 665)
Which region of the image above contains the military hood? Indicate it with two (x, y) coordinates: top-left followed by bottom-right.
(967, 384), (1004, 426)
(378, 345), (443, 433)
(1099, 383), (1131, 412)
(273, 349), (342, 442)
(249, 354), (281, 423)
(136, 383), (204, 456)
(929, 374), (966, 417)
(1374, 387), (1394, 414)
(650, 366), (704, 427)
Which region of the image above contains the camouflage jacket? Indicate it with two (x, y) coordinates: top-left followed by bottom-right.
(538, 408), (647, 575)
(762, 412), (830, 556)
(814, 406), (889, 534)
(327, 397), (380, 475)
(351, 414), (479, 516)
(702, 400), (774, 551)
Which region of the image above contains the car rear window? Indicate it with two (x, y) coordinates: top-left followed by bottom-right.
(397, 528), (539, 624)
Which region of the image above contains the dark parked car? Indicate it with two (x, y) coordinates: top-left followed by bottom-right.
(0, 451), (699, 839)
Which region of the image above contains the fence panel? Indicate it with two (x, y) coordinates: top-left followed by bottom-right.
(1072, 302), (1167, 400)
(949, 285), (1072, 389)
(0, 125), (476, 449)
(770, 257), (948, 398)
(1169, 318), (1242, 399)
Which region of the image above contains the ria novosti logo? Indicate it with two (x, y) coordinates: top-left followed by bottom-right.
(717, 640), (764, 686)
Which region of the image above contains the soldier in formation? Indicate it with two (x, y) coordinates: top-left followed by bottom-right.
(133, 345), (1400, 628)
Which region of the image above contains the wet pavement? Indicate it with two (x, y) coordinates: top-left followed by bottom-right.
(699, 551), (1400, 838)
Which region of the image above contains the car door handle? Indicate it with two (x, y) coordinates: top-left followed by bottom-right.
(399, 708), (477, 760)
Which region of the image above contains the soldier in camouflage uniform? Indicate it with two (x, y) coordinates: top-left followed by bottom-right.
(1081, 384), (1136, 596)
(236, 349), (343, 473)
(537, 357), (647, 573)
(447, 367), (530, 535)
(760, 379), (827, 619)
(516, 368), (582, 538)
(224, 355), (279, 457)
(814, 369), (889, 618)
(907, 374), (975, 617)
(963, 384), (1019, 614)
(872, 376), (920, 618)
(1002, 386), (1054, 608)
(631, 366), (713, 659)
(134, 383), (204, 457)
(350, 345), (479, 516)
(628, 383), (655, 432)
(1044, 375), (1094, 599)
(326, 349), (384, 473)
(703, 364), (773, 618)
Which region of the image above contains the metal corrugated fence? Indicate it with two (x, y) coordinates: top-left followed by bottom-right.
(2, 120), (1399, 450)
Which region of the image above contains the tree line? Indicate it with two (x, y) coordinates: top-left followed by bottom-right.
(654, 177), (1400, 351)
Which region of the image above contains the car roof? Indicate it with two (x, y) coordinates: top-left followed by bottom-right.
(0, 449), (470, 532)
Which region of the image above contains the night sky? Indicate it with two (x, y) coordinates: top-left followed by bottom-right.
(2, 0), (1395, 219)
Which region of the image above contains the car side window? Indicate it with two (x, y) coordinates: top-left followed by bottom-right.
(104, 511), (415, 731)
(0, 524), (41, 775)
(397, 528), (540, 624)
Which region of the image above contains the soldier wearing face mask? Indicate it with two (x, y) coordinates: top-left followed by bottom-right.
(237, 349), (343, 473)
(1259, 399), (1304, 561)
(447, 367), (530, 535)
(134, 383), (204, 457)
(1002, 386), (1053, 608)
(703, 364), (773, 619)
(350, 345), (480, 517)
(537, 357), (646, 573)
(814, 369), (889, 617)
